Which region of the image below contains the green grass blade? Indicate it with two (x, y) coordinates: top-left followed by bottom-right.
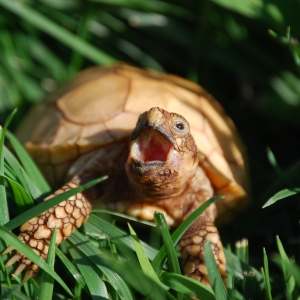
(289, 263), (300, 293)
(37, 227), (56, 300)
(69, 8), (93, 74)
(273, 254), (300, 300)
(128, 223), (162, 286)
(152, 196), (222, 272)
(263, 188), (300, 208)
(224, 247), (245, 280)
(1, 173), (33, 210)
(3, 162), (16, 180)
(19, 168), (42, 202)
(225, 247), (262, 299)
(275, 236), (300, 300)
(154, 212), (181, 274)
(3, 145), (41, 201)
(85, 213), (158, 260)
(104, 259), (169, 300)
(70, 225), (171, 299)
(0, 226), (73, 297)
(69, 231), (133, 300)
(0, 0), (115, 65)
(171, 196), (223, 245)
(235, 238), (249, 264)
(0, 109), (17, 227)
(0, 286), (32, 300)
(262, 248), (272, 300)
(5, 131), (50, 194)
(289, 263), (300, 290)
(0, 109), (17, 290)
(67, 242), (109, 300)
(154, 212), (181, 297)
(55, 247), (85, 288)
(267, 148), (283, 173)
(204, 242), (229, 300)
(160, 272), (215, 300)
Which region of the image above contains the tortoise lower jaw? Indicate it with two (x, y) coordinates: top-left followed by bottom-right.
(126, 138), (184, 199)
(130, 159), (165, 169)
(126, 156), (181, 199)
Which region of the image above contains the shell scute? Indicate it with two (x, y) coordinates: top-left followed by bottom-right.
(57, 73), (129, 124)
(103, 112), (140, 141)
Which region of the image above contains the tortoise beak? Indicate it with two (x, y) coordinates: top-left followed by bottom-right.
(131, 108), (172, 143)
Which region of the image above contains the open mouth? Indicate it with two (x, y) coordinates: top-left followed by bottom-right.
(131, 127), (173, 163)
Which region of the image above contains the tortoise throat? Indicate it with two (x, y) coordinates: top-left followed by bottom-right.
(131, 128), (173, 163)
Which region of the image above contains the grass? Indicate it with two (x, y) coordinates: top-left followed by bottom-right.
(0, 130), (226, 299)
(1, 134), (300, 299)
(1, 0), (300, 299)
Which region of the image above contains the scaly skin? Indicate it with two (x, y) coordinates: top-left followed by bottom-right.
(3, 180), (92, 282)
(3, 107), (227, 287)
(180, 211), (226, 285)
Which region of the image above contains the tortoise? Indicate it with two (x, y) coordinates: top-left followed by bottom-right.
(4, 63), (250, 285)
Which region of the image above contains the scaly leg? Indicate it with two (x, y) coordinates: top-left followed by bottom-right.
(3, 180), (92, 282)
(179, 207), (226, 286)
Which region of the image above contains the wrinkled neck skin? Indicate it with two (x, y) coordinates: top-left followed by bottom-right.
(125, 125), (199, 200)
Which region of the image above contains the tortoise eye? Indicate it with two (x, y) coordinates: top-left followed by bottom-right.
(173, 119), (189, 134)
(176, 122), (185, 130)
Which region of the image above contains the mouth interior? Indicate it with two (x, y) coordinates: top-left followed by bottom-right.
(131, 128), (173, 163)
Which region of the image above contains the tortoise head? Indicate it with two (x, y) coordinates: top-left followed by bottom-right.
(126, 107), (199, 199)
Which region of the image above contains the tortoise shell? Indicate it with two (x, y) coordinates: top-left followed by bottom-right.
(17, 63), (250, 224)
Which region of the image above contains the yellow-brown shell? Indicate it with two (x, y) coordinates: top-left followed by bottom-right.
(17, 63), (250, 224)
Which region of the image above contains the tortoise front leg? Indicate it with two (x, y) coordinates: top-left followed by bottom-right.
(3, 180), (93, 282)
(179, 205), (226, 286)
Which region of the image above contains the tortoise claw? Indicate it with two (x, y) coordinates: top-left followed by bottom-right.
(4, 252), (22, 268)
(23, 269), (35, 283)
(3, 245), (40, 283)
(2, 245), (15, 256)
(12, 263), (27, 278)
